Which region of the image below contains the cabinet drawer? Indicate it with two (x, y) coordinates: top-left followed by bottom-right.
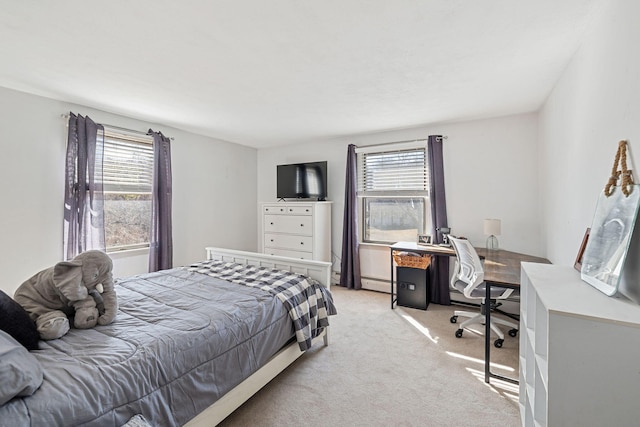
(264, 215), (313, 235)
(263, 248), (312, 260)
(285, 205), (313, 215)
(262, 205), (287, 214)
(264, 233), (313, 252)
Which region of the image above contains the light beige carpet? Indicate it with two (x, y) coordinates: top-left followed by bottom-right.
(217, 286), (521, 427)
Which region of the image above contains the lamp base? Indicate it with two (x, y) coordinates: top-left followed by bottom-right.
(486, 235), (499, 251)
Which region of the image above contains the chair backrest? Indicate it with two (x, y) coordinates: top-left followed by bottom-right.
(449, 237), (485, 298)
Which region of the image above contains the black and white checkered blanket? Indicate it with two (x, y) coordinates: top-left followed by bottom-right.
(186, 260), (337, 351)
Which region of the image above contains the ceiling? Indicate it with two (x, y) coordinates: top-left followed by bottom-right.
(0, 1), (603, 149)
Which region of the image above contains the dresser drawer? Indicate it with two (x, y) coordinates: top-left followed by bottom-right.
(264, 215), (313, 235)
(262, 205), (288, 214)
(260, 201), (332, 263)
(285, 205), (313, 215)
(263, 248), (312, 260)
(264, 233), (313, 252)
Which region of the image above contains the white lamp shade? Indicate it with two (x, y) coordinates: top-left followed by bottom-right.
(484, 219), (501, 236)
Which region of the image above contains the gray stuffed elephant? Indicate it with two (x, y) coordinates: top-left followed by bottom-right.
(14, 250), (117, 340)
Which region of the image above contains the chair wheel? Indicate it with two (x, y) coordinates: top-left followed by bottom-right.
(508, 328), (518, 337)
(494, 339), (504, 348)
(455, 329), (463, 338)
(450, 316), (458, 324)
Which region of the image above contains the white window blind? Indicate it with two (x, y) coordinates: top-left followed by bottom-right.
(357, 146), (428, 195)
(103, 129), (154, 193)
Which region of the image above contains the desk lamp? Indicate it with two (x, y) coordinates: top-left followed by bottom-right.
(484, 218), (501, 250)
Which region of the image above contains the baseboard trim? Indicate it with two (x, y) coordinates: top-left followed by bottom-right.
(332, 273), (391, 293)
(361, 276), (391, 293)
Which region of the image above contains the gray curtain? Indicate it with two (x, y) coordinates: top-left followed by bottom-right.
(148, 130), (173, 272)
(63, 113), (105, 260)
(340, 144), (361, 289)
(428, 135), (450, 305)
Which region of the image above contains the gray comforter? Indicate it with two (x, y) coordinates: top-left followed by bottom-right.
(1, 266), (303, 426)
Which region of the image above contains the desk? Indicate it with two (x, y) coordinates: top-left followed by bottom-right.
(389, 241), (550, 384)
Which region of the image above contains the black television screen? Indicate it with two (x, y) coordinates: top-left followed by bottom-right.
(277, 161), (327, 200)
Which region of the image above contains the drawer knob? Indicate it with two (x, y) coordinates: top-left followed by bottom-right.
(270, 239), (274, 242)
(300, 242), (304, 245)
(270, 222), (274, 225)
(300, 224), (304, 227)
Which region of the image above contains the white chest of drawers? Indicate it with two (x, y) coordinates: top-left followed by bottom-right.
(260, 202), (332, 262)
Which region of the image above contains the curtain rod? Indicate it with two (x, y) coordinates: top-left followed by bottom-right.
(356, 136), (447, 149)
(60, 114), (174, 140)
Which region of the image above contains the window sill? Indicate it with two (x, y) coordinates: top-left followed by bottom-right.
(359, 242), (394, 248)
(107, 247), (149, 259)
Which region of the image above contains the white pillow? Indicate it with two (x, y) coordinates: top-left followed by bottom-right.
(0, 329), (43, 405)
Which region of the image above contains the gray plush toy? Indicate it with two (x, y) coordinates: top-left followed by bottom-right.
(14, 250), (117, 340)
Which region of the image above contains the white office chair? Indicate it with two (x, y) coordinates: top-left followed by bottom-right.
(448, 236), (518, 348)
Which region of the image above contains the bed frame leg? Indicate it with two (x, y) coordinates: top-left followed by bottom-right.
(323, 327), (330, 346)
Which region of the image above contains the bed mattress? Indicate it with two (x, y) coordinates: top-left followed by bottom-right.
(1, 266), (295, 426)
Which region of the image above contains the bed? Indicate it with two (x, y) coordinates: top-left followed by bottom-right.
(0, 247), (335, 427)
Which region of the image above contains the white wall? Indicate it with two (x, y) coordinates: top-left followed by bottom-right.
(539, 0), (640, 265)
(0, 86), (257, 296)
(257, 113), (541, 285)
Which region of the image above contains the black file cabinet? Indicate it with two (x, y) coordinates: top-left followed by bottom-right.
(396, 266), (430, 310)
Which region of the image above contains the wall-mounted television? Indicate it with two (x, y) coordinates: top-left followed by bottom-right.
(277, 161), (327, 201)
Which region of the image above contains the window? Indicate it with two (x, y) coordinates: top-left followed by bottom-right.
(102, 128), (154, 251)
(357, 141), (431, 244)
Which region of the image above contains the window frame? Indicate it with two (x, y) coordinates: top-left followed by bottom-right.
(102, 127), (154, 253)
(356, 141), (430, 245)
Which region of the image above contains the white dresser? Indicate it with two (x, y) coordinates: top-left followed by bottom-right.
(519, 263), (640, 427)
(260, 202), (332, 262)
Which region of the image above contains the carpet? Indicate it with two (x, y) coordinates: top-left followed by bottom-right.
(217, 286), (521, 426)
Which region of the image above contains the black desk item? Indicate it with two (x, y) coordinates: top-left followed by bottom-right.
(397, 266), (430, 310)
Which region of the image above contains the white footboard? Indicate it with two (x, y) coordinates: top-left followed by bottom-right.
(205, 247), (332, 290)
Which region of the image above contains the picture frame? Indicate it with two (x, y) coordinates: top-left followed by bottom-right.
(417, 234), (432, 245)
(574, 227), (590, 271)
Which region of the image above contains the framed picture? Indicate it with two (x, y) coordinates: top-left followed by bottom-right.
(417, 234), (432, 245)
(574, 227), (590, 271)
